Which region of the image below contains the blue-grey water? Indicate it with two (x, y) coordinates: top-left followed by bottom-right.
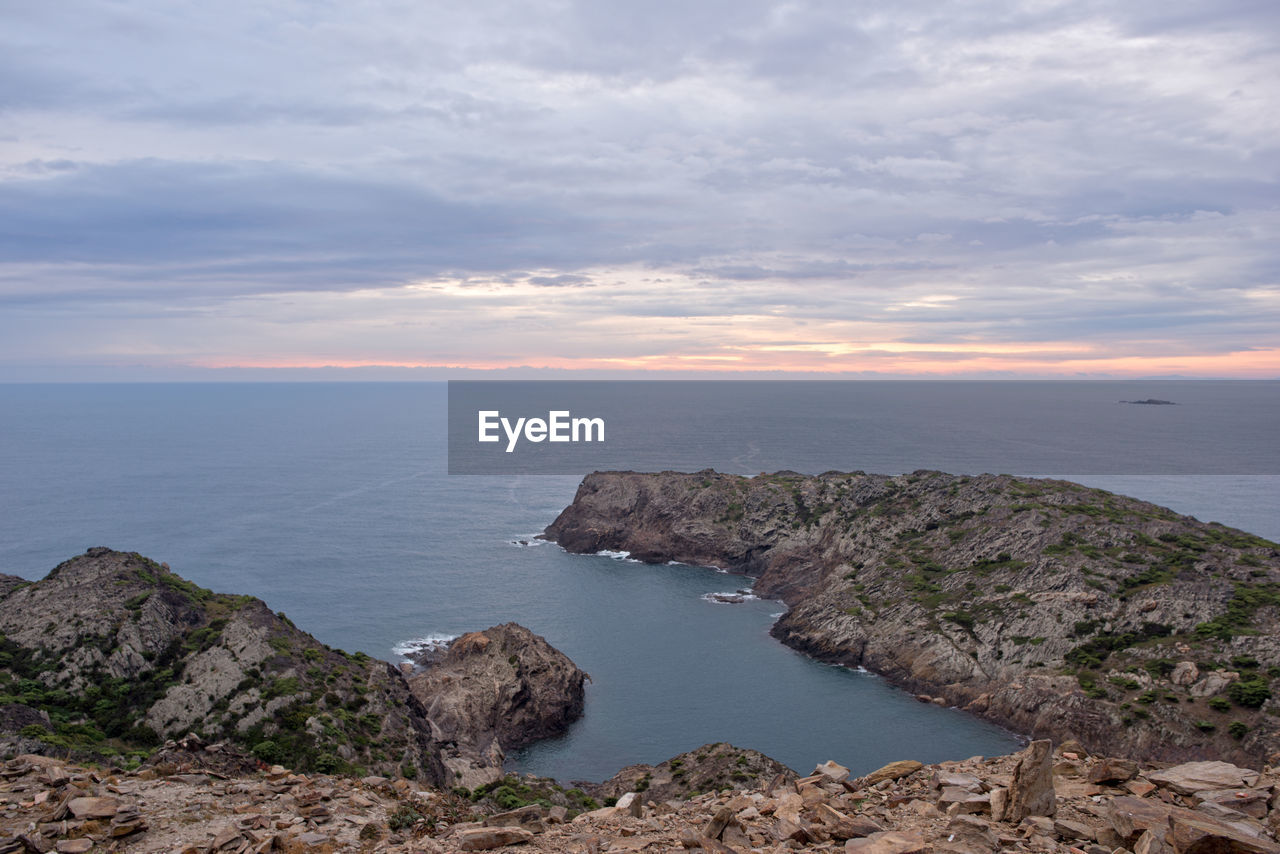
(0, 382), (1277, 782)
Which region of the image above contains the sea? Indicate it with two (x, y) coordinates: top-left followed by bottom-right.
(0, 382), (1277, 783)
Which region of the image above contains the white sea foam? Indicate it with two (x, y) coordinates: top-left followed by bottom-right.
(391, 633), (458, 659)
(595, 549), (637, 561)
(701, 591), (760, 604)
(508, 537), (549, 548)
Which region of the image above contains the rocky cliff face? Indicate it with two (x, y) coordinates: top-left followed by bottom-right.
(545, 470), (1280, 766)
(0, 549), (585, 787)
(407, 623), (588, 790)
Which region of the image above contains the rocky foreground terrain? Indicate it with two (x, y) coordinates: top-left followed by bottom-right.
(4, 736), (1280, 853)
(0, 549), (586, 789)
(544, 470), (1280, 766)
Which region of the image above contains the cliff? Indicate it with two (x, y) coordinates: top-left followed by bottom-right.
(407, 623), (588, 790)
(0, 548), (584, 787)
(544, 470), (1280, 766)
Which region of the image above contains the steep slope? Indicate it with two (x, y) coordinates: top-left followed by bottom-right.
(544, 470), (1280, 765)
(407, 623), (588, 789)
(0, 548), (585, 785)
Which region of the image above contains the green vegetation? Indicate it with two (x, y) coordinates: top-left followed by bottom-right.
(387, 805), (424, 831)
(1065, 623), (1172, 670)
(1195, 583), (1280, 641)
(1227, 676), (1271, 708)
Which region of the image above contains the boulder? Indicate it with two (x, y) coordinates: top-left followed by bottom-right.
(1006, 740), (1055, 821)
(862, 760), (924, 787)
(1149, 762), (1260, 796)
(938, 787), (989, 815)
(1171, 662), (1200, 687)
(816, 760), (851, 782)
(1089, 758), (1140, 785)
(1168, 812), (1280, 854)
(1109, 796), (1178, 841)
(934, 771), (984, 792)
(937, 815), (997, 854)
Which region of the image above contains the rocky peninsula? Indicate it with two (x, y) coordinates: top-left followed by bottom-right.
(544, 470), (1280, 767)
(0, 548), (586, 789)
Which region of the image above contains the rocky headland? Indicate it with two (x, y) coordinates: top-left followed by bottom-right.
(543, 470), (1280, 767)
(0, 549), (585, 789)
(406, 624), (587, 790)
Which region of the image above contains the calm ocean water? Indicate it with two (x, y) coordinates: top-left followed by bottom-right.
(1, 382), (1276, 782)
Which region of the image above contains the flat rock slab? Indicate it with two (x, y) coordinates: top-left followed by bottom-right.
(934, 772), (984, 792)
(458, 827), (535, 850)
(1168, 812), (1280, 854)
(1110, 796), (1183, 840)
(1148, 762), (1260, 796)
(67, 796), (120, 819)
(845, 830), (928, 854)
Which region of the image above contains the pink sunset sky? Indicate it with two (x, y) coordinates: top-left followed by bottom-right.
(2, 2), (1277, 380)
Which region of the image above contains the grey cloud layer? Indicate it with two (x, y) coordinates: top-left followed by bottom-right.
(1, 0), (1277, 367)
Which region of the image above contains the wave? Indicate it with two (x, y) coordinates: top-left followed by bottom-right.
(391, 633), (458, 660)
(595, 549), (640, 562)
(508, 537), (550, 548)
(701, 590), (760, 605)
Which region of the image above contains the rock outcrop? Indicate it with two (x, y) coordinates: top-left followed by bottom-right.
(4, 739), (1279, 853)
(593, 742), (796, 804)
(0, 549), (585, 787)
(544, 470), (1280, 765)
(407, 623), (588, 790)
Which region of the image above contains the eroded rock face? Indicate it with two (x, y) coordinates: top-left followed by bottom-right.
(0, 548), (443, 781)
(0, 549), (586, 789)
(544, 470), (1280, 765)
(407, 623), (587, 789)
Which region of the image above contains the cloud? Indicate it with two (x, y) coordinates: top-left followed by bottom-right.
(0, 0), (1276, 376)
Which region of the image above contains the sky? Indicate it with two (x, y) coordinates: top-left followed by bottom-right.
(1, 0), (1278, 379)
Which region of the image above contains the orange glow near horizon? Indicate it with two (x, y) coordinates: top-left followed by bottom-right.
(192, 345), (1280, 377)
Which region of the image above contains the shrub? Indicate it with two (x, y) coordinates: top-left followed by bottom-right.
(1194, 721), (1216, 732)
(252, 740), (284, 764)
(387, 805), (422, 831)
(313, 753), (341, 774)
(1207, 696), (1231, 712)
(1228, 721), (1248, 740)
(1227, 677), (1271, 708)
